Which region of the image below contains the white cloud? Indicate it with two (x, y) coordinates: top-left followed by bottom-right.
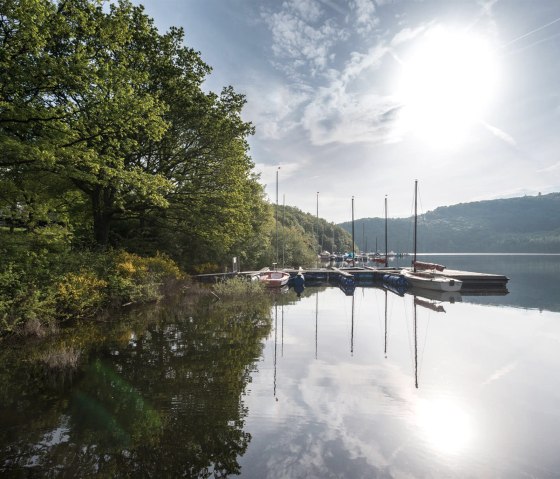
(480, 121), (518, 147)
(262, 0), (348, 78)
(255, 161), (308, 197)
(537, 161), (560, 173)
(292, 0), (323, 22)
(391, 25), (428, 47)
(350, 0), (379, 35)
(302, 87), (400, 145)
(259, 2), (399, 147)
(301, 44), (400, 145)
(245, 82), (311, 140)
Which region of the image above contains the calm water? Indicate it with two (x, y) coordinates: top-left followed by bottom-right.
(1, 255), (560, 478)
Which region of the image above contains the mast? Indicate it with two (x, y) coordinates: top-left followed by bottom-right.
(351, 196), (355, 264)
(362, 222), (365, 256)
(384, 195), (388, 267)
(413, 179), (418, 272)
(316, 192), (320, 256)
(282, 194), (285, 268)
(274, 300), (278, 397)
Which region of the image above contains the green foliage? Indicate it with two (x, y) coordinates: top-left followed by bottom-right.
(0, 230), (186, 335)
(264, 205), (353, 268)
(55, 271), (108, 319)
(212, 276), (265, 297)
(107, 251), (184, 304)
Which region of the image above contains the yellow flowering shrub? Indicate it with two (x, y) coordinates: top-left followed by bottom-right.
(56, 272), (108, 318)
(110, 251), (184, 304)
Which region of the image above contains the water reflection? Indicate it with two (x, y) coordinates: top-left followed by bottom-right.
(242, 283), (560, 477)
(0, 295), (274, 477)
(415, 397), (474, 455)
(2, 256), (560, 477)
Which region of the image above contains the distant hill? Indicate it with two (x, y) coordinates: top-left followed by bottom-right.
(338, 193), (560, 253)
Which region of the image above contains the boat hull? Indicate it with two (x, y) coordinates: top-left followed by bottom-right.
(402, 270), (462, 292)
(258, 271), (290, 288)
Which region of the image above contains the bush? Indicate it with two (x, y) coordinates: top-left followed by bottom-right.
(212, 276), (265, 297)
(0, 243), (186, 336)
(109, 251), (185, 304)
(56, 271), (108, 319)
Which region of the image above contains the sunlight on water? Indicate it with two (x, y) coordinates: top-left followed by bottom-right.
(415, 398), (474, 455)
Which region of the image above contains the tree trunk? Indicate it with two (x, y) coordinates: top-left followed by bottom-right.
(92, 186), (113, 248)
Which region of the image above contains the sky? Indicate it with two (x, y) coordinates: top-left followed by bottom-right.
(130, 0), (560, 223)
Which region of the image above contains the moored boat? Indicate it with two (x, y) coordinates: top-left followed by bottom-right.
(258, 271), (290, 288)
(402, 180), (462, 293)
(402, 269), (462, 292)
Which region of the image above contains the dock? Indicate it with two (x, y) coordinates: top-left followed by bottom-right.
(195, 265), (509, 294)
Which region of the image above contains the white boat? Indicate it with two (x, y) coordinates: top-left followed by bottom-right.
(402, 269), (462, 292)
(401, 180), (462, 293)
(258, 271), (290, 288)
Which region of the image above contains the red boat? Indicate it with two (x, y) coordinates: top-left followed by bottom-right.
(258, 271), (290, 288)
(412, 260), (445, 272)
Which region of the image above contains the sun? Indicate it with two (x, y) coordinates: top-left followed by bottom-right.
(396, 26), (499, 148)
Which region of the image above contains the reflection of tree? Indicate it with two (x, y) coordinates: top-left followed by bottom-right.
(0, 295), (273, 477)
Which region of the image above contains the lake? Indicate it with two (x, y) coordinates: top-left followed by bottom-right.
(1, 254), (560, 478)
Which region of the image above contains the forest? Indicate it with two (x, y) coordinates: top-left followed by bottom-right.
(0, 0), (351, 336)
(341, 192), (560, 253)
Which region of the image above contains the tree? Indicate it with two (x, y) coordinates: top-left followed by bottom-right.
(1, 0), (171, 246)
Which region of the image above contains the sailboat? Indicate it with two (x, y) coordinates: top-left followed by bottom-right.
(401, 180), (462, 293)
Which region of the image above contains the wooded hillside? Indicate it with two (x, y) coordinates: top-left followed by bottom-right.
(339, 193), (560, 253)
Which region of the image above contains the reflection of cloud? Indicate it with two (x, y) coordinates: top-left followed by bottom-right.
(254, 360), (419, 477)
(481, 361), (518, 387)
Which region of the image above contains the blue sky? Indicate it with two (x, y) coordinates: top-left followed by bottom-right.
(131, 0), (560, 223)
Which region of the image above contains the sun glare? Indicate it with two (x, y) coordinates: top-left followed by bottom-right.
(396, 26), (499, 148)
(415, 398), (474, 455)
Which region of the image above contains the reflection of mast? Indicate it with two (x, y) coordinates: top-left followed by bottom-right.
(350, 295), (355, 355)
(384, 289), (388, 358)
(414, 296), (418, 389)
(274, 302), (278, 398)
(281, 299), (284, 357)
(351, 196), (355, 264)
(315, 290), (318, 359)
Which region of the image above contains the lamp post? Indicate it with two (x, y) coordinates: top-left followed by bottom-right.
(276, 166), (280, 265)
(351, 196), (355, 265)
